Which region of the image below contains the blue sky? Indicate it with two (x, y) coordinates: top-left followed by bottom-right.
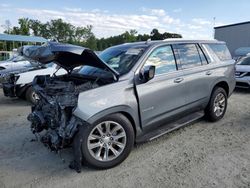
(0, 0), (249, 39)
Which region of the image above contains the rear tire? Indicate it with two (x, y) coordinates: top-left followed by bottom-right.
(80, 113), (135, 169)
(25, 86), (38, 104)
(205, 87), (227, 122)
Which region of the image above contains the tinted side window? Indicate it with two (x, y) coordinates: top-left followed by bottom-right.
(144, 45), (176, 75)
(175, 44), (202, 69)
(205, 44), (232, 61)
(200, 44), (212, 63)
(197, 45), (208, 64)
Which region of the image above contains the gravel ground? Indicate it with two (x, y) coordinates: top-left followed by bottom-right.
(0, 89), (249, 188)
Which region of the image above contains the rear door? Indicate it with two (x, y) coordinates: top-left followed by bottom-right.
(135, 45), (186, 129)
(173, 43), (212, 108)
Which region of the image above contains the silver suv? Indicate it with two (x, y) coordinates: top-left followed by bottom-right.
(22, 40), (235, 172)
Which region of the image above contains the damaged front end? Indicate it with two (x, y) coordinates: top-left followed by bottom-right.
(27, 75), (97, 151)
(22, 42), (119, 172)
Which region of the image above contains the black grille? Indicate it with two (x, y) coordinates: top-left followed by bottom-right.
(235, 71), (250, 77)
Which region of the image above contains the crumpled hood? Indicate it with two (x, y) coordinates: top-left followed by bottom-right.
(19, 42), (119, 79)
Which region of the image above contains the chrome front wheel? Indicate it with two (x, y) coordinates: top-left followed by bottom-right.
(87, 121), (127, 162)
(81, 113), (135, 169)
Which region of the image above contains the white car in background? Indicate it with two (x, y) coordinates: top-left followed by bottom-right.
(0, 55), (41, 77)
(235, 55), (250, 88)
(2, 63), (67, 103)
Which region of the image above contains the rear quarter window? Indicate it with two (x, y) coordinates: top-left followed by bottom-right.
(205, 43), (232, 61)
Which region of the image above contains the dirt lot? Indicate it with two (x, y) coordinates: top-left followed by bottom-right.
(0, 89), (250, 188)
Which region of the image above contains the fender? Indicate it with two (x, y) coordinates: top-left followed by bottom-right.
(86, 105), (143, 137)
(210, 77), (232, 96)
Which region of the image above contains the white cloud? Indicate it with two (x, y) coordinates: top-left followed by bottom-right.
(192, 18), (212, 25)
(173, 8), (182, 13)
(0, 6), (213, 39)
(63, 7), (82, 12)
(0, 3), (10, 8)
(141, 7), (166, 17)
(150, 9), (166, 17)
(188, 24), (203, 30)
(163, 16), (180, 25)
(214, 21), (229, 27)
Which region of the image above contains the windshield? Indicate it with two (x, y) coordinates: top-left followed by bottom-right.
(237, 56), (250, 65)
(78, 45), (146, 77)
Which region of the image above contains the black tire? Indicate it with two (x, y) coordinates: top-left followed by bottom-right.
(205, 87), (227, 122)
(80, 113), (135, 169)
(17, 94), (26, 100)
(25, 86), (38, 104)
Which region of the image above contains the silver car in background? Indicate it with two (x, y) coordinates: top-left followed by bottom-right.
(235, 55), (250, 88)
(22, 40), (235, 172)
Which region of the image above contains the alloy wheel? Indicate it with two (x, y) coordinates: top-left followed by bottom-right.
(213, 93), (226, 117)
(87, 121), (127, 162)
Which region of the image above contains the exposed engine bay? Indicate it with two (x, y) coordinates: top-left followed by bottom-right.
(27, 74), (111, 151)
(21, 42), (120, 172)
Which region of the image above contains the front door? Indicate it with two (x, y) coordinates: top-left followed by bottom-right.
(135, 45), (186, 129)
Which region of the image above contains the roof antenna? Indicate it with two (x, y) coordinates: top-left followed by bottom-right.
(146, 38), (151, 44)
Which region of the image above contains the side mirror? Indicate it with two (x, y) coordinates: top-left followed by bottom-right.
(140, 65), (155, 83)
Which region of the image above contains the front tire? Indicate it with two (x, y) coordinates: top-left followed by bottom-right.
(25, 86), (39, 104)
(80, 113), (135, 169)
(205, 87), (227, 122)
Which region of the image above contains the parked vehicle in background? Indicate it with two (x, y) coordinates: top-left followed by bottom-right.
(2, 63), (67, 103)
(0, 51), (13, 61)
(22, 41), (235, 172)
(235, 55), (250, 88)
(234, 47), (250, 61)
(0, 55), (41, 79)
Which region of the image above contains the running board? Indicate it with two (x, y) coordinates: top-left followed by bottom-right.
(136, 111), (204, 143)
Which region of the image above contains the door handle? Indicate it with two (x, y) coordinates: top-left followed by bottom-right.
(206, 71), (212, 75)
(174, 78), (184, 83)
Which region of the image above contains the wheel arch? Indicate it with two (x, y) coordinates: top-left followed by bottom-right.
(119, 111), (137, 137)
(213, 81), (229, 96)
(86, 106), (142, 139)
(16, 83), (31, 98)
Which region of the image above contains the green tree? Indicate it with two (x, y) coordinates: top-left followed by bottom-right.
(47, 19), (74, 42)
(85, 35), (97, 50)
(74, 25), (94, 43)
(29, 19), (43, 36)
(150, 28), (182, 40)
(151, 29), (162, 40)
(18, 18), (30, 35)
(10, 26), (21, 35)
(2, 18), (182, 51)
